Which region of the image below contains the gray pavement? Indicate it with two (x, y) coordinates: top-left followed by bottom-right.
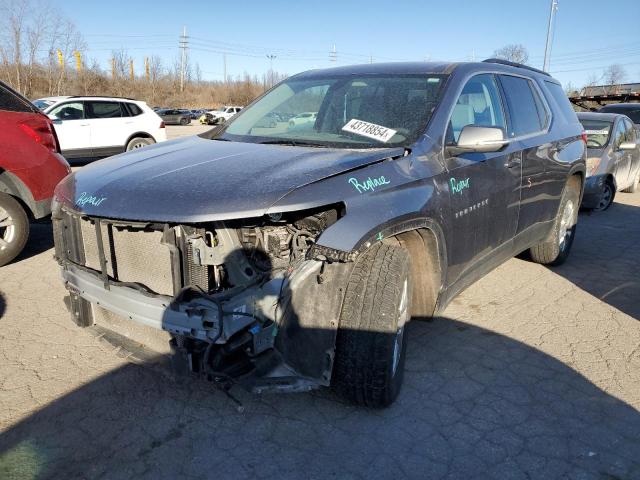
(0, 143), (639, 479)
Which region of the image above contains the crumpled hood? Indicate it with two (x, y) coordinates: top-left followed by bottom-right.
(56, 135), (402, 222)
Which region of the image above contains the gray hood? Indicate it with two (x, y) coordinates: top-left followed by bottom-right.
(55, 135), (402, 222)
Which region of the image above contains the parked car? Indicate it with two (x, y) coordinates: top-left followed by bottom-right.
(156, 108), (191, 126)
(199, 106), (243, 125)
(190, 109), (206, 120)
(288, 111), (317, 128)
(578, 112), (640, 210)
(53, 59), (585, 407)
(34, 96), (167, 161)
(597, 103), (640, 132)
(0, 81), (70, 266)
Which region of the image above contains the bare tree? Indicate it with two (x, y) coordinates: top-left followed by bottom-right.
(493, 44), (529, 65)
(603, 64), (626, 88)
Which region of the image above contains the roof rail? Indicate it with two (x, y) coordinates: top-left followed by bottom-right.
(68, 95), (136, 100)
(482, 58), (551, 77)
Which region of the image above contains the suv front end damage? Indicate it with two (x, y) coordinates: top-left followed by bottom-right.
(53, 203), (354, 392)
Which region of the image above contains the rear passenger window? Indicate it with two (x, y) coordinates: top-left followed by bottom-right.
(125, 103), (143, 116)
(544, 80), (577, 124)
(448, 74), (506, 143)
(86, 101), (123, 119)
(624, 118), (636, 141)
(0, 83), (32, 113)
(499, 75), (544, 137)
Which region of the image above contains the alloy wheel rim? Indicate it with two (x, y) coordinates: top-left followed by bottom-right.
(558, 199), (575, 249)
(392, 278), (409, 376)
(596, 185), (612, 211)
(0, 206), (16, 251)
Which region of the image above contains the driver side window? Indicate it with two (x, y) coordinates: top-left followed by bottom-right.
(447, 74), (505, 144)
(49, 102), (84, 121)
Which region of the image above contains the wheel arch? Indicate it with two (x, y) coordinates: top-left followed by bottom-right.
(0, 170), (37, 219)
(354, 218), (448, 321)
(125, 131), (156, 149)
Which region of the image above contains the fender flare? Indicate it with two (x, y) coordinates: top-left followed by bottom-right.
(0, 170), (38, 217)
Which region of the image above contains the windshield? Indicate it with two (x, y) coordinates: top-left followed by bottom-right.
(33, 99), (54, 110)
(580, 119), (612, 148)
(599, 106), (640, 124)
(217, 74), (448, 149)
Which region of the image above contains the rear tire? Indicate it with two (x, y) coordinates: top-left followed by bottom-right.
(622, 171), (639, 193)
(529, 177), (580, 266)
(180, 117), (190, 126)
(332, 243), (411, 408)
(126, 137), (154, 151)
(0, 193), (29, 267)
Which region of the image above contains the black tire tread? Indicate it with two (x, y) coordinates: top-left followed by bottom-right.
(0, 192), (29, 267)
(333, 242), (410, 407)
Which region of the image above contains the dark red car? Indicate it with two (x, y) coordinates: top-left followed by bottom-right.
(0, 81), (70, 266)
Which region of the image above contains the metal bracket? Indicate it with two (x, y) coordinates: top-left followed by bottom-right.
(189, 234), (225, 266)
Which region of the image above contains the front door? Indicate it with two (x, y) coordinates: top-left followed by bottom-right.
(48, 101), (91, 158)
(444, 73), (521, 285)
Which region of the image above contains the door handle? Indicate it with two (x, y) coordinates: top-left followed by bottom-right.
(79, 123), (90, 126)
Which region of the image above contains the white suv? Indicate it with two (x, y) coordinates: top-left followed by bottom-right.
(33, 96), (167, 160)
(200, 105), (243, 125)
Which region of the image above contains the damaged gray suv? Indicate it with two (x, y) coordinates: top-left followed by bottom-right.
(53, 59), (586, 407)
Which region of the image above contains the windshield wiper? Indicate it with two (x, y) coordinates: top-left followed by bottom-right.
(258, 139), (325, 147)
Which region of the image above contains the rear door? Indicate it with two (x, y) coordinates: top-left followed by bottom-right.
(85, 101), (127, 155)
(497, 74), (553, 234)
(47, 101), (92, 157)
(444, 73), (522, 284)
(622, 118), (639, 187)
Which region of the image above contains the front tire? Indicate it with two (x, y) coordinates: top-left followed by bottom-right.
(593, 181), (614, 211)
(180, 117), (190, 126)
(126, 137), (154, 151)
(0, 193), (29, 267)
(529, 177), (580, 266)
(332, 243), (411, 408)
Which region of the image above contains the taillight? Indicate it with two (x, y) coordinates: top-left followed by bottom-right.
(18, 116), (59, 153)
(160, 121), (165, 129)
(581, 131), (588, 144)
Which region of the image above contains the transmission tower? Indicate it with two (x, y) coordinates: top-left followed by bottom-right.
(179, 26), (189, 91)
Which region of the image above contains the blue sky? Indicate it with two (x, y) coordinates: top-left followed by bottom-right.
(55, 0), (640, 88)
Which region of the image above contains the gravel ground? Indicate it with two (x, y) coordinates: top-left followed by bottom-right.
(1, 135), (639, 479)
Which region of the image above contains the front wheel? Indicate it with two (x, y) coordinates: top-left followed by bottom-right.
(529, 177), (580, 266)
(180, 117), (190, 126)
(0, 193), (29, 267)
(593, 181), (614, 211)
(332, 243), (411, 407)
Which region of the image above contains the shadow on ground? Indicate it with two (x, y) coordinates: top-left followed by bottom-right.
(11, 223), (54, 265)
(551, 199), (640, 320)
(0, 317), (638, 480)
(0, 292), (5, 319)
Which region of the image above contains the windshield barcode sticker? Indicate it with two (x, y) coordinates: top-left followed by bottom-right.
(585, 129), (609, 135)
(342, 119), (397, 143)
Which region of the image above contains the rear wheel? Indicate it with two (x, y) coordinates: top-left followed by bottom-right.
(180, 117), (190, 126)
(332, 243), (411, 408)
(0, 193), (29, 267)
(529, 177), (580, 266)
(126, 137), (154, 151)
(622, 171), (639, 193)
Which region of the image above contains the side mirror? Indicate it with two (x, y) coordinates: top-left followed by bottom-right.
(447, 125), (508, 155)
(619, 141), (637, 151)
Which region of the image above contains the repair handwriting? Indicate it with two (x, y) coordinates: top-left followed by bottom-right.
(348, 175), (391, 194)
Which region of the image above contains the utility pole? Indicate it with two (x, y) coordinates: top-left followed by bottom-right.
(543, 0), (559, 72)
(329, 44), (337, 63)
(223, 53), (227, 84)
(111, 57), (116, 80)
(144, 57), (150, 81)
(179, 26), (188, 92)
(266, 54), (276, 87)
(129, 59), (134, 80)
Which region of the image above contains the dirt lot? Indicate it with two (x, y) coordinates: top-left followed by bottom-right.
(1, 128), (639, 479)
